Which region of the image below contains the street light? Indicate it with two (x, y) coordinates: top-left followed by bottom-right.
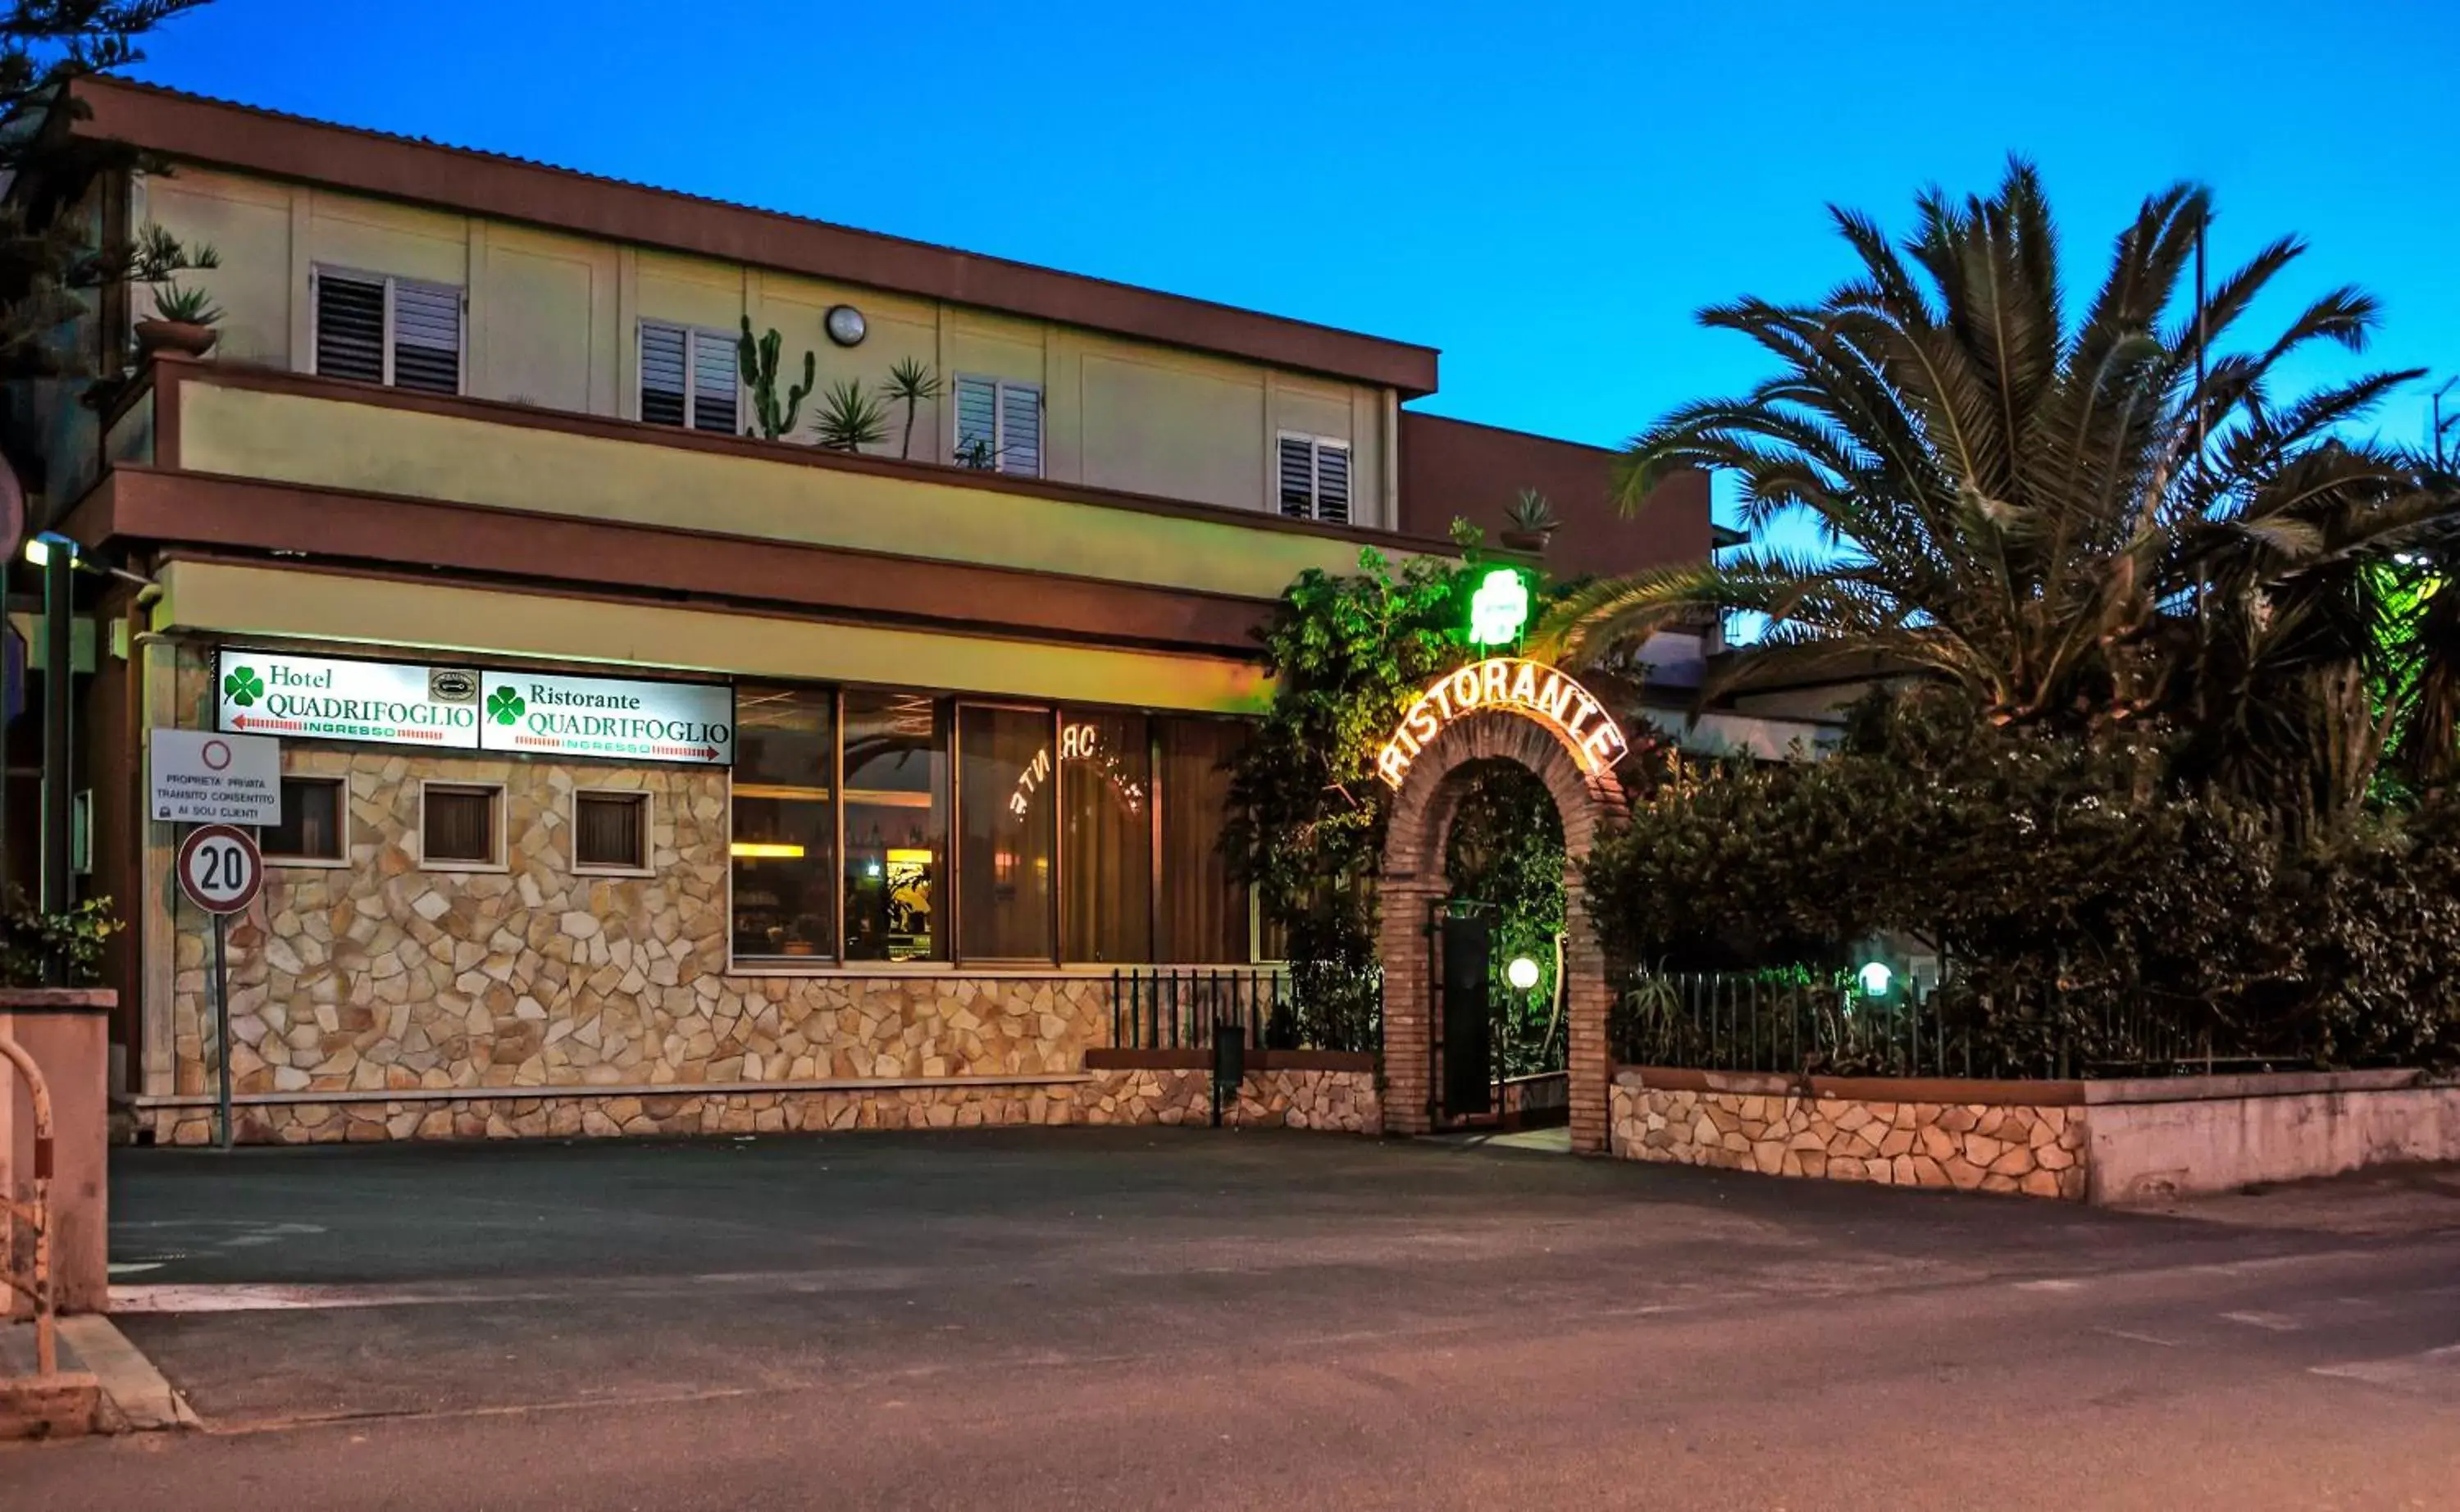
(1856, 960), (1894, 998)
(1505, 954), (1541, 993)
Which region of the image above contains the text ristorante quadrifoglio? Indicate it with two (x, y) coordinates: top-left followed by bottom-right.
(513, 683), (731, 746)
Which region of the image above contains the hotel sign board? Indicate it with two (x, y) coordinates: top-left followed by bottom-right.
(1376, 657), (1629, 790)
(218, 651), (480, 749)
(216, 651), (733, 767)
(478, 671), (734, 765)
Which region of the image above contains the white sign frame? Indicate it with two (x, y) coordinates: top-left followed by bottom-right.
(216, 649), (482, 750)
(476, 670), (734, 766)
(151, 727), (283, 825)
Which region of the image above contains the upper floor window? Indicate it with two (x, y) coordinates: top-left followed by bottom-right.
(313, 268), (462, 395)
(954, 375), (1041, 477)
(1278, 433), (1351, 524)
(640, 321), (740, 434)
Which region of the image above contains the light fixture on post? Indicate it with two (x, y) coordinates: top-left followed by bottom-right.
(1856, 960), (1894, 998)
(1505, 954), (1542, 993)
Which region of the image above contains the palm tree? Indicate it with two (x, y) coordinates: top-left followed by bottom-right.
(1536, 159), (2458, 824)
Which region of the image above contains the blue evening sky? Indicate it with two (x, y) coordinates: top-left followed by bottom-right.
(130, 0), (2457, 542)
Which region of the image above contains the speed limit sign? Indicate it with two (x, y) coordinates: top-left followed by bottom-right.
(176, 822), (263, 916)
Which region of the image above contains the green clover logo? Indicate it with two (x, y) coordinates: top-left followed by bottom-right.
(1468, 567), (1531, 646)
(224, 666), (265, 707)
(485, 687), (526, 726)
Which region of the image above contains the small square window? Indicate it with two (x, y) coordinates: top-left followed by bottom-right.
(421, 783), (503, 868)
(262, 777), (347, 864)
(574, 790), (651, 873)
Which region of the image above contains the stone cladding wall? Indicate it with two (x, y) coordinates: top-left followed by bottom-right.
(1610, 1070), (2089, 1200)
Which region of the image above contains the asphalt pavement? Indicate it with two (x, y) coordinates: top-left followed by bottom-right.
(7, 1129), (2460, 1509)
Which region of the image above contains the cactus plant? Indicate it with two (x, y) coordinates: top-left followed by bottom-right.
(738, 317), (816, 441)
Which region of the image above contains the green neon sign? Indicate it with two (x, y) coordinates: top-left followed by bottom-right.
(1468, 567), (1531, 645)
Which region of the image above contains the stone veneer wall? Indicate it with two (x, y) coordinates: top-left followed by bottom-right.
(1610, 1069), (2089, 1200)
(152, 1068), (1380, 1145)
(145, 652), (1093, 1144)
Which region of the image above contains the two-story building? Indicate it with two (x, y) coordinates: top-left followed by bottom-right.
(13, 80), (1797, 1145)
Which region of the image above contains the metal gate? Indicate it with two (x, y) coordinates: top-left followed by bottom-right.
(1437, 906), (1492, 1119)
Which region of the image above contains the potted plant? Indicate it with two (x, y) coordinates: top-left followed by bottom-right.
(813, 379), (890, 453)
(1499, 489), (1560, 552)
(135, 280), (223, 358)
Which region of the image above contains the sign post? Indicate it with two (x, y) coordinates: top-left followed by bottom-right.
(176, 823), (263, 1150)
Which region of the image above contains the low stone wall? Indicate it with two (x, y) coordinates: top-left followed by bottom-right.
(144, 1062), (1381, 1145)
(2080, 1069), (2460, 1203)
(1610, 1068), (2087, 1200)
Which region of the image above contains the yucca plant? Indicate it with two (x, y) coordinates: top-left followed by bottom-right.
(878, 356), (942, 460)
(1505, 488), (1560, 535)
(813, 378), (890, 453)
(1534, 158), (2459, 831)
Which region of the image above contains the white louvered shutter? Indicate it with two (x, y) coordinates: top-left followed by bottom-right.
(1278, 435), (1316, 517)
(1314, 443), (1351, 524)
(998, 382), (1041, 476)
(954, 376), (998, 465)
(690, 330), (739, 434)
(640, 323), (688, 426)
(314, 272), (386, 384)
(390, 280), (462, 394)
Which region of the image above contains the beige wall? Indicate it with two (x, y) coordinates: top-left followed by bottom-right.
(139, 167), (1395, 525)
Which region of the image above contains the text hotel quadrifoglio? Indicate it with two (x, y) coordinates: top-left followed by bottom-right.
(216, 651), (736, 766)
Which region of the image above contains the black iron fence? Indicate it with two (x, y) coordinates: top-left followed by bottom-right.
(1612, 971), (2344, 1081)
(1109, 964), (1382, 1054)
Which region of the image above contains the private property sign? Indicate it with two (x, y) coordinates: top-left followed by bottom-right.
(216, 650), (732, 766)
(479, 671), (733, 765)
(151, 727), (281, 824)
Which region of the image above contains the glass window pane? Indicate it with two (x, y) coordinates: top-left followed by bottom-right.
(956, 704), (1056, 961)
(262, 777), (344, 861)
(843, 691), (946, 962)
(1156, 717), (1251, 963)
(731, 686), (836, 960)
(576, 791), (647, 871)
(1060, 709), (1150, 962)
(423, 786), (497, 864)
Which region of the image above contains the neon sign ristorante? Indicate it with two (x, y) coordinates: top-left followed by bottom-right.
(1375, 658), (1629, 789)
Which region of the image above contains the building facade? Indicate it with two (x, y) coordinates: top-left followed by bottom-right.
(19, 81), (1754, 1145)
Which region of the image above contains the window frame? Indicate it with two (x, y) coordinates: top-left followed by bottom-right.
(1275, 430), (1354, 523)
(310, 264), (466, 394)
(417, 779), (508, 872)
(636, 319), (741, 433)
(259, 775), (351, 868)
(950, 373), (1044, 477)
(571, 787), (655, 877)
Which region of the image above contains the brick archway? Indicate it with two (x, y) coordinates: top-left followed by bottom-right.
(1378, 707), (1626, 1151)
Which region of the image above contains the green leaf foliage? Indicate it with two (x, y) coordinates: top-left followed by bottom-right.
(0, 888), (121, 987)
(1583, 687), (2460, 1072)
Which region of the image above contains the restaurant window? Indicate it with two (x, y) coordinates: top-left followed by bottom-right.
(956, 704), (1056, 961)
(640, 321), (740, 433)
(1155, 717), (1251, 962)
(313, 268), (463, 395)
(1059, 709), (1151, 963)
(420, 782), (503, 868)
(573, 790), (651, 874)
(843, 690), (946, 962)
(261, 776), (346, 864)
(731, 687), (836, 961)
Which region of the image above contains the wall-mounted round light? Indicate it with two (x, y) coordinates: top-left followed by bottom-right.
(1506, 955), (1542, 992)
(824, 304), (868, 347)
(1856, 960), (1893, 996)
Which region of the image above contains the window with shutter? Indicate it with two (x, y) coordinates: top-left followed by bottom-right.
(640, 323), (688, 426)
(640, 322), (739, 432)
(313, 273), (386, 384)
(313, 267), (462, 394)
(953, 375), (1041, 476)
(1276, 433), (1352, 522)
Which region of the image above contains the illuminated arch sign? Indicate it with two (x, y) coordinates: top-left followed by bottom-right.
(1375, 657), (1629, 790)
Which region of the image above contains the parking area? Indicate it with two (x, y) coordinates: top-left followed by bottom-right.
(17, 1130), (2460, 1509)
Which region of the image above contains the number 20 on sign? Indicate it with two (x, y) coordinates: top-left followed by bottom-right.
(177, 823), (261, 1150)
